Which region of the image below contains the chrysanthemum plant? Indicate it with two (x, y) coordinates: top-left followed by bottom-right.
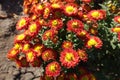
(7, 0), (120, 80)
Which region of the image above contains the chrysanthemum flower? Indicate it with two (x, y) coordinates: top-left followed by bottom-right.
(42, 48), (56, 61)
(37, 19), (47, 26)
(64, 3), (78, 16)
(65, 0), (75, 3)
(89, 28), (98, 35)
(33, 43), (45, 57)
(86, 36), (103, 49)
(79, 74), (90, 80)
(114, 16), (120, 23)
(27, 22), (41, 37)
(51, 2), (63, 10)
(88, 10), (106, 21)
(67, 19), (84, 33)
(49, 0), (62, 3)
(65, 73), (78, 80)
(34, 4), (44, 14)
(42, 29), (58, 41)
(43, 7), (51, 19)
(60, 49), (79, 68)
(111, 27), (120, 33)
(16, 17), (29, 30)
(15, 56), (29, 68)
(7, 48), (19, 60)
(14, 33), (27, 43)
(26, 50), (37, 63)
(48, 19), (63, 30)
(62, 41), (73, 49)
(82, 0), (92, 3)
(22, 42), (32, 53)
(77, 49), (88, 62)
(13, 43), (22, 50)
(45, 61), (61, 77)
(30, 58), (41, 67)
(76, 30), (90, 40)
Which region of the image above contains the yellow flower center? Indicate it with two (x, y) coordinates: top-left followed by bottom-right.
(65, 53), (74, 62)
(50, 64), (56, 72)
(37, 4), (43, 10)
(11, 50), (17, 55)
(64, 43), (71, 48)
(44, 52), (49, 57)
(113, 28), (120, 32)
(45, 32), (51, 37)
(118, 18), (120, 22)
(87, 39), (97, 46)
(72, 22), (78, 28)
(23, 44), (30, 51)
(44, 8), (50, 15)
(14, 43), (21, 50)
(91, 11), (100, 18)
(17, 34), (25, 40)
(27, 52), (34, 60)
(19, 19), (26, 27)
(66, 6), (74, 13)
(52, 4), (60, 8)
(29, 24), (37, 32)
(52, 20), (58, 26)
(79, 31), (86, 36)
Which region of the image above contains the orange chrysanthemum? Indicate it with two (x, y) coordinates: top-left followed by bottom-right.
(67, 19), (84, 33)
(7, 48), (19, 60)
(30, 58), (41, 67)
(42, 48), (56, 61)
(14, 33), (27, 43)
(88, 10), (106, 21)
(49, 0), (61, 3)
(43, 7), (51, 19)
(15, 56), (29, 68)
(34, 4), (44, 14)
(26, 50), (37, 63)
(114, 16), (120, 23)
(13, 42), (22, 50)
(62, 41), (73, 49)
(33, 43), (45, 57)
(64, 3), (78, 16)
(60, 49), (79, 68)
(51, 2), (63, 10)
(16, 17), (29, 30)
(22, 42), (32, 53)
(48, 19), (63, 30)
(86, 36), (103, 49)
(77, 49), (88, 62)
(27, 22), (41, 37)
(42, 29), (58, 41)
(111, 26), (120, 33)
(45, 61), (61, 77)
(65, 0), (75, 3)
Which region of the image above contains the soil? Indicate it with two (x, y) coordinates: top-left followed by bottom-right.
(0, 0), (43, 80)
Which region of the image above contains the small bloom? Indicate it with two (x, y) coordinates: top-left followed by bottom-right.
(22, 42), (32, 53)
(15, 56), (29, 68)
(82, 0), (92, 3)
(114, 16), (120, 23)
(26, 50), (37, 63)
(77, 49), (88, 62)
(67, 19), (84, 33)
(62, 41), (73, 49)
(60, 49), (79, 68)
(30, 58), (41, 67)
(35, 4), (44, 14)
(33, 43), (45, 57)
(48, 19), (63, 30)
(7, 48), (19, 60)
(45, 61), (61, 77)
(42, 48), (56, 61)
(16, 17), (29, 30)
(86, 36), (103, 49)
(51, 2), (63, 10)
(64, 3), (78, 16)
(88, 10), (106, 21)
(43, 7), (51, 19)
(27, 22), (41, 37)
(13, 43), (22, 50)
(42, 29), (58, 40)
(14, 33), (26, 43)
(111, 27), (120, 33)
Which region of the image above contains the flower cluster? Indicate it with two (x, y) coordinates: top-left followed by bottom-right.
(7, 0), (120, 79)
